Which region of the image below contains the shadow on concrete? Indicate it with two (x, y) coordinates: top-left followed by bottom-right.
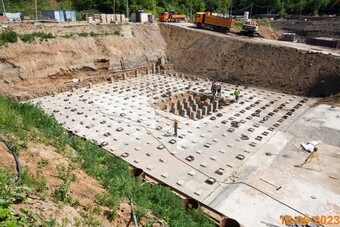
(223, 218), (241, 227)
(306, 73), (340, 97)
(260, 221), (281, 227)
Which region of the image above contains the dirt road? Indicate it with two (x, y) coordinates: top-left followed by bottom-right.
(169, 22), (340, 56)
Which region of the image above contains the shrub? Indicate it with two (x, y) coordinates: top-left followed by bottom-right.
(20, 34), (35, 43)
(62, 34), (73, 39)
(90, 31), (97, 37)
(20, 32), (56, 43)
(78, 32), (89, 37)
(113, 24), (121, 36)
(1, 30), (18, 44)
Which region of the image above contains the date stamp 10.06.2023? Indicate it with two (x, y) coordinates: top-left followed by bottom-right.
(280, 215), (339, 225)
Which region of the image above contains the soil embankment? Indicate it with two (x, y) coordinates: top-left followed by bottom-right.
(1, 22), (339, 99)
(159, 24), (340, 97)
(272, 17), (340, 41)
(0, 23), (167, 99)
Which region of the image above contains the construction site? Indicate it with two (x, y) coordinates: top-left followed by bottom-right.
(0, 19), (340, 227)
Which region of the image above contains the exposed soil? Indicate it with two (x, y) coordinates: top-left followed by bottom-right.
(1, 22), (340, 103)
(159, 24), (340, 99)
(272, 17), (340, 41)
(0, 138), (165, 226)
(0, 23), (167, 100)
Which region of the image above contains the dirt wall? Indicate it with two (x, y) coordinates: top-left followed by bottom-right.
(159, 24), (340, 97)
(1, 22), (340, 99)
(272, 18), (340, 41)
(0, 23), (167, 99)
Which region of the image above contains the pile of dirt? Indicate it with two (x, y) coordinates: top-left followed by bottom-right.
(0, 138), (165, 226)
(159, 24), (340, 98)
(257, 25), (279, 40)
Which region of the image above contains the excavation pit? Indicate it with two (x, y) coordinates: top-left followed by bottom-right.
(30, 73), (340, 227)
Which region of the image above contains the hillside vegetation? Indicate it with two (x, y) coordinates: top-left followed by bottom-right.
(0, 94), (214, 226)
(1, 0), (339, 20)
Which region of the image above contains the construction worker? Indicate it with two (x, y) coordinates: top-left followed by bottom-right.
(204, 99), (209, 106)
(173, 119), (179, 137)
(195, 96), (200, 105)
(234, 87), (240, 102)
(211, 81), (217, 96)
(217, 84), (221, 96)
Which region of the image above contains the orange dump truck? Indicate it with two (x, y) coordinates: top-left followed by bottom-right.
(194, 12), (235, 32)
(158, 10), (186, 22)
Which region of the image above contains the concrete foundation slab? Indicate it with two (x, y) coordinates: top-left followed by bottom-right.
(32, 74), (340, 226)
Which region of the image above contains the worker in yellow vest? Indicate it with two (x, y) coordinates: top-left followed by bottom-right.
(234, 87), (240, 102)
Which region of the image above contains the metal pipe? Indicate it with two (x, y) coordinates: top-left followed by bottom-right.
(1, 0), (6, 15)
(126, 0), (129, 20)
(35, 0), (38, 20)
(130, 197), (138, 227)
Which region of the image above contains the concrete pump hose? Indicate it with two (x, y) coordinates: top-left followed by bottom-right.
(0, 135), (23, 185)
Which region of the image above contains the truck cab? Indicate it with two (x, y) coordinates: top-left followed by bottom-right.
(158, 12), (169, 22)
(194, 12), (206, 28)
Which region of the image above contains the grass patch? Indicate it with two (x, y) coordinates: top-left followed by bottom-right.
(61, 34), (74, 39)
(78, 32), (89, 37)
(90, 31), (98, 37)
(0, 94), (214, 226)
(20, 32), (56, 43)
(113, 23), (122, 36)
(0, 30), (18, 46)
(0, 166), (39, 225)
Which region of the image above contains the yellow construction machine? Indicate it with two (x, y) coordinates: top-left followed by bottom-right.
(239, 19), (260, 37)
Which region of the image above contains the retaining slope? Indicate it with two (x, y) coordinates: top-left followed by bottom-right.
(159, 24), (340, 97)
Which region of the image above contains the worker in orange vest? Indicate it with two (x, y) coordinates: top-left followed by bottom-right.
(204, 99), (209, 106)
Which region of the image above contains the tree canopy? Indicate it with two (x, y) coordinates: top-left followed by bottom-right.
(1, 0), (339, 18)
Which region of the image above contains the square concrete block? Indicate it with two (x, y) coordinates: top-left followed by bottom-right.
(100, 141), (109, 147)
(194, 190), (201, 196)
(236, 154), (245, 160)
(210, 156), (217, 161)
(177, 180), (184, 186)
(169, 139), (176, 144)
(121, 152), (129, 158)
(188, 171), (196, 176)
(200, 162), (208, 167)
(158, 145), (165, 150)
(215, 168), (224, 175)
(205, 177), (216, 185)
(161, 172), (169, 178)
(146, 166), (154, 170)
